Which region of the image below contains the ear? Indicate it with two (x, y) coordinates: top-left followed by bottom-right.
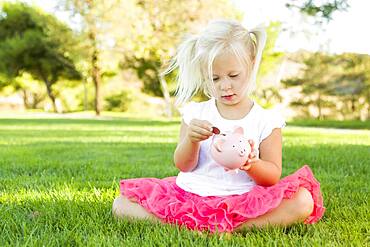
(233, 126), (244, 135)
(214, 138), (226, 152)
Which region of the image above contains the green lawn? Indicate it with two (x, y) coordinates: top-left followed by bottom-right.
(0, 117), (369, 246)
(288, 119), (370, 130)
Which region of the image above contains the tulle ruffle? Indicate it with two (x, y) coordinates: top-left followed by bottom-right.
(120, 165), (325, 233)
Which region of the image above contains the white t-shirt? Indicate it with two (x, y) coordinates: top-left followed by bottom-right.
(175, 97), (286, 196)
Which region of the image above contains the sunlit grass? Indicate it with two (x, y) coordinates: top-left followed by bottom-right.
(288, 119), (370, 130)
(0, 117), (369, 246)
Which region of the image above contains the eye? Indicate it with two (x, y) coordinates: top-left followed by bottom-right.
(221, 134), (226, 136)
(230, 74), (239, 78)
(212, 77), (219, 82)
(232, 145), (235, 147)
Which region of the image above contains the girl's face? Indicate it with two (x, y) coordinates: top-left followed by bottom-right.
(211, 52), (251, 106)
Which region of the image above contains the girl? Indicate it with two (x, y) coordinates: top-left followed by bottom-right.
(112, 19), (325, 233)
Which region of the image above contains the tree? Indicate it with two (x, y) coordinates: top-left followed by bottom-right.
(119, 0), (242, 118)
(283, 52), (370, 120)
(286, 0), (349, 24)
(0, 2), (81, 112)
(284, 0), (350, 58)
(258, 22), (285, 79)
(282, 52), (335, 119)
(62, 0), (124, 116)
(329, 53), (370, 119)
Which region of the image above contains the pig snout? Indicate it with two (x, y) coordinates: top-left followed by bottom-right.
(238, 148), (246, 157)
(232, 141), (247, 157)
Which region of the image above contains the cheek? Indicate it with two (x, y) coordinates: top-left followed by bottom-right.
(237, 73), (249, 84)
(213, 85), (223, 95)
(237, 78), (249, 90)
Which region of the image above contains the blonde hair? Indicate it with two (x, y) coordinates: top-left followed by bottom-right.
(162, 19), (266, 106)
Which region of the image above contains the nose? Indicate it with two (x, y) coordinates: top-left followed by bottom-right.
(239, 149), (246, 156)
(220, 78), (232, 91)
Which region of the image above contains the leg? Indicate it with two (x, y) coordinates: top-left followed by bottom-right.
(112, 195), (161, 222)
(235, 187), (314, 231)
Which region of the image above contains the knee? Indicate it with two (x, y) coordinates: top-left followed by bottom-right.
(294, 187), (314, 219)
(112, 196), (126, 218)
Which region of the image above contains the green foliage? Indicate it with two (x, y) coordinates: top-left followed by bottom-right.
(286, 0), (349, 23)
(253, 87), (283, 109)
(104, 90), (134, 112)
(0, 73), (9, 90)
(13, 73), (46, 109)
(329, 53), (370, 96)
(282, 52), (370, 120)
(61, 0), (126, 115)
(258, 22), (285, 80)
(0, 2), (81, 111)
(0, 2), (81, 80)
(0, 118), (369, 245)
(120, 0), (242, 97)
(122, 56), (162, 97)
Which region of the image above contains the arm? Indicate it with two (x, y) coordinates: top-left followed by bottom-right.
(241, 128), (283, 186)
(173, 119), (213, 172)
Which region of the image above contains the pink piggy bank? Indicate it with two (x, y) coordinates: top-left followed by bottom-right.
(210, 126), (251, 172)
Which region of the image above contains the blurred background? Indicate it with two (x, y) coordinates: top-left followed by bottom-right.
(0, 0), (368, 121)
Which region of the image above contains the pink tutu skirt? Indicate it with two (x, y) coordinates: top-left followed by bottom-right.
(120, 165), (325, 233)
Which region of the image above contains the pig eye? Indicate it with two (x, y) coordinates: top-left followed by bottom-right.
(221, 134), (226, 136)
(233, 145), (235, 147)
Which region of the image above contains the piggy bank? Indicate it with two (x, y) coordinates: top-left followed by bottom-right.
(210, 126), (251, 172)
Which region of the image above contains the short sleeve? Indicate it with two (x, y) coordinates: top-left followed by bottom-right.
(179, 101), (196, 125)
(259, 111), (286, 142)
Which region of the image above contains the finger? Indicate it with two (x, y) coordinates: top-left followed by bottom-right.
(189, 135), (203, 143)
(191, 125), (213, 136)
(248, 139), (255, 148)
(240, 163), (252, 171)
(203, 120), (214, 130)
(190, 132), (211, 141)
(192, 119), (213, 132)
(248, 147), (257, 159)
(248, 157), (259, 163)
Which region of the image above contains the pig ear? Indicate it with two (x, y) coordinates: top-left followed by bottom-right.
(214, 138), (225, 152)
(233, 126), (244, 135)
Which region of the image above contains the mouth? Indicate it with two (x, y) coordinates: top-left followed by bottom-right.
(221, 94), (236, 101)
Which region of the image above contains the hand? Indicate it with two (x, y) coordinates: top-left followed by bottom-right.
(240, 139), (259, 171)
(186, 119), (213, 143)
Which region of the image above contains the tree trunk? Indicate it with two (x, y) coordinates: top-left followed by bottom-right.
(351, 97), (355, 111)
(89, 30), (102, 116)
(317, 94), (322, 120)
(21, 89), (30, 109)
(368, 90), (370, 120)
(40, 72), (57, 113)
(83, 79), (88, 111)
(351, 96), (358, 119)
(158, 72), (172, 118)
(367, 90), (370, 120)
(45, 81), (57, 113)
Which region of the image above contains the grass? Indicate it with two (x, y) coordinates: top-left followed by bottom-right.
(0, 117), (369, 246)
(288, 119), (370, 130)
